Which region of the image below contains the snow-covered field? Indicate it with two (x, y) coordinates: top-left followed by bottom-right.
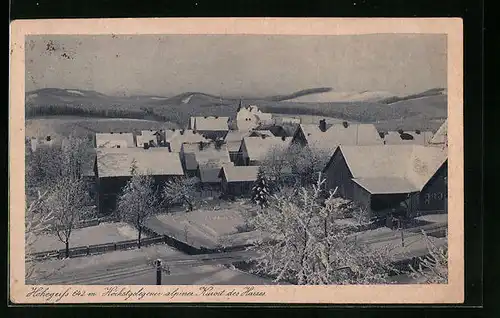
(32, 222), (145, 253)
(147, 201), (262, 249)
(25, 117), (178, 138)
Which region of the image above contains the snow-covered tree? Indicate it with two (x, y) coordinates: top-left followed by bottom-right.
(251, 169), (271, 209)
(43, 175), (92, 258)
(409, 230), (448, 283)
(163, 177), (200, 212)
(248, 173), (395, 285)
(25, 190), (53, 282)
(26, 134), (94, 198)
(117, 171), (159, 248)
(260, 144), (331, 190)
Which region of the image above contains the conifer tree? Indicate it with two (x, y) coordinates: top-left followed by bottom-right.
(252, 169), (270, 209)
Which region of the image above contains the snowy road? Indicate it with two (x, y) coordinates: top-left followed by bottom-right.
(33, 249), (259, 285)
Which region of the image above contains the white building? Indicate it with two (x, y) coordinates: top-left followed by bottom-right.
(236, 105), (273, 131)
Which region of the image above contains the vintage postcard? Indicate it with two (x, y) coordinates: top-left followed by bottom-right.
(9, 18), (463, 304)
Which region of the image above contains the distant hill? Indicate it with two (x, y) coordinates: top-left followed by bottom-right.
(25, 87), (447, 132)
(278, 90), (398, 103)
(378, 88), (446, 104)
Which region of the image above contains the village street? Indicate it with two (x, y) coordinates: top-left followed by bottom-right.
(30, 218), (446, 285)
(33, 247), (261, 285)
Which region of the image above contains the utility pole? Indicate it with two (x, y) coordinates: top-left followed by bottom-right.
(155, 259), (162, 285)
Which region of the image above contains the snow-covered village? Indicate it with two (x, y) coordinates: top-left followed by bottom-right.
(24, 34), (449, 286)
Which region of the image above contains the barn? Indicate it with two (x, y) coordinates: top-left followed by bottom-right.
(323, 145), (448, 220)
(95, 147), (184, 215)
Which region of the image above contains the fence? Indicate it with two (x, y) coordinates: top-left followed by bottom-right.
(141, 225), (249, 256)
(30, 235), (165, 261)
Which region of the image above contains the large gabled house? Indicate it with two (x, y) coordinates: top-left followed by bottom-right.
(291, 120), (383, 155)
(323, 145), (447, 219)
(239, 135), (292, 166)
(235, 104), (273, 131)
(94, 147), (184, 214)
(189, 116), (229, 140)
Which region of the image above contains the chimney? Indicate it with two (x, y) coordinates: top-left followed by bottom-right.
(143, 143), (150, 150)
(342, 121), (349, 128)
(319, 119), (327, 132)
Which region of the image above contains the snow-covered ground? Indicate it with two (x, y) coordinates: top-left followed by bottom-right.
(147, 202), (262, 249)
(25, 117), (178, 138)
(31, 222), (145, 253)
(414, 213), (448, 224)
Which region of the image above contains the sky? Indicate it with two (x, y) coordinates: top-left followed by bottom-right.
(25, 34), (447, 98)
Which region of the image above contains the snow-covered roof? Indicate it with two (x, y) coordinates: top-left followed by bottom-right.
(382, 131), (434, 146)
(181, 142), (231, 171)
(95, 132), (135, 148)
(219, 165), (260, 182)
(331, 145), (447, 193)
(242, 136), (292, 162)
(96, 148), (184, 178)
(191, 116), (229, 131)
(429, 119), (448, 145)
(224, 130), (275, 152)
(297, 123), (383, 153)
(164, 129), (209, 152)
